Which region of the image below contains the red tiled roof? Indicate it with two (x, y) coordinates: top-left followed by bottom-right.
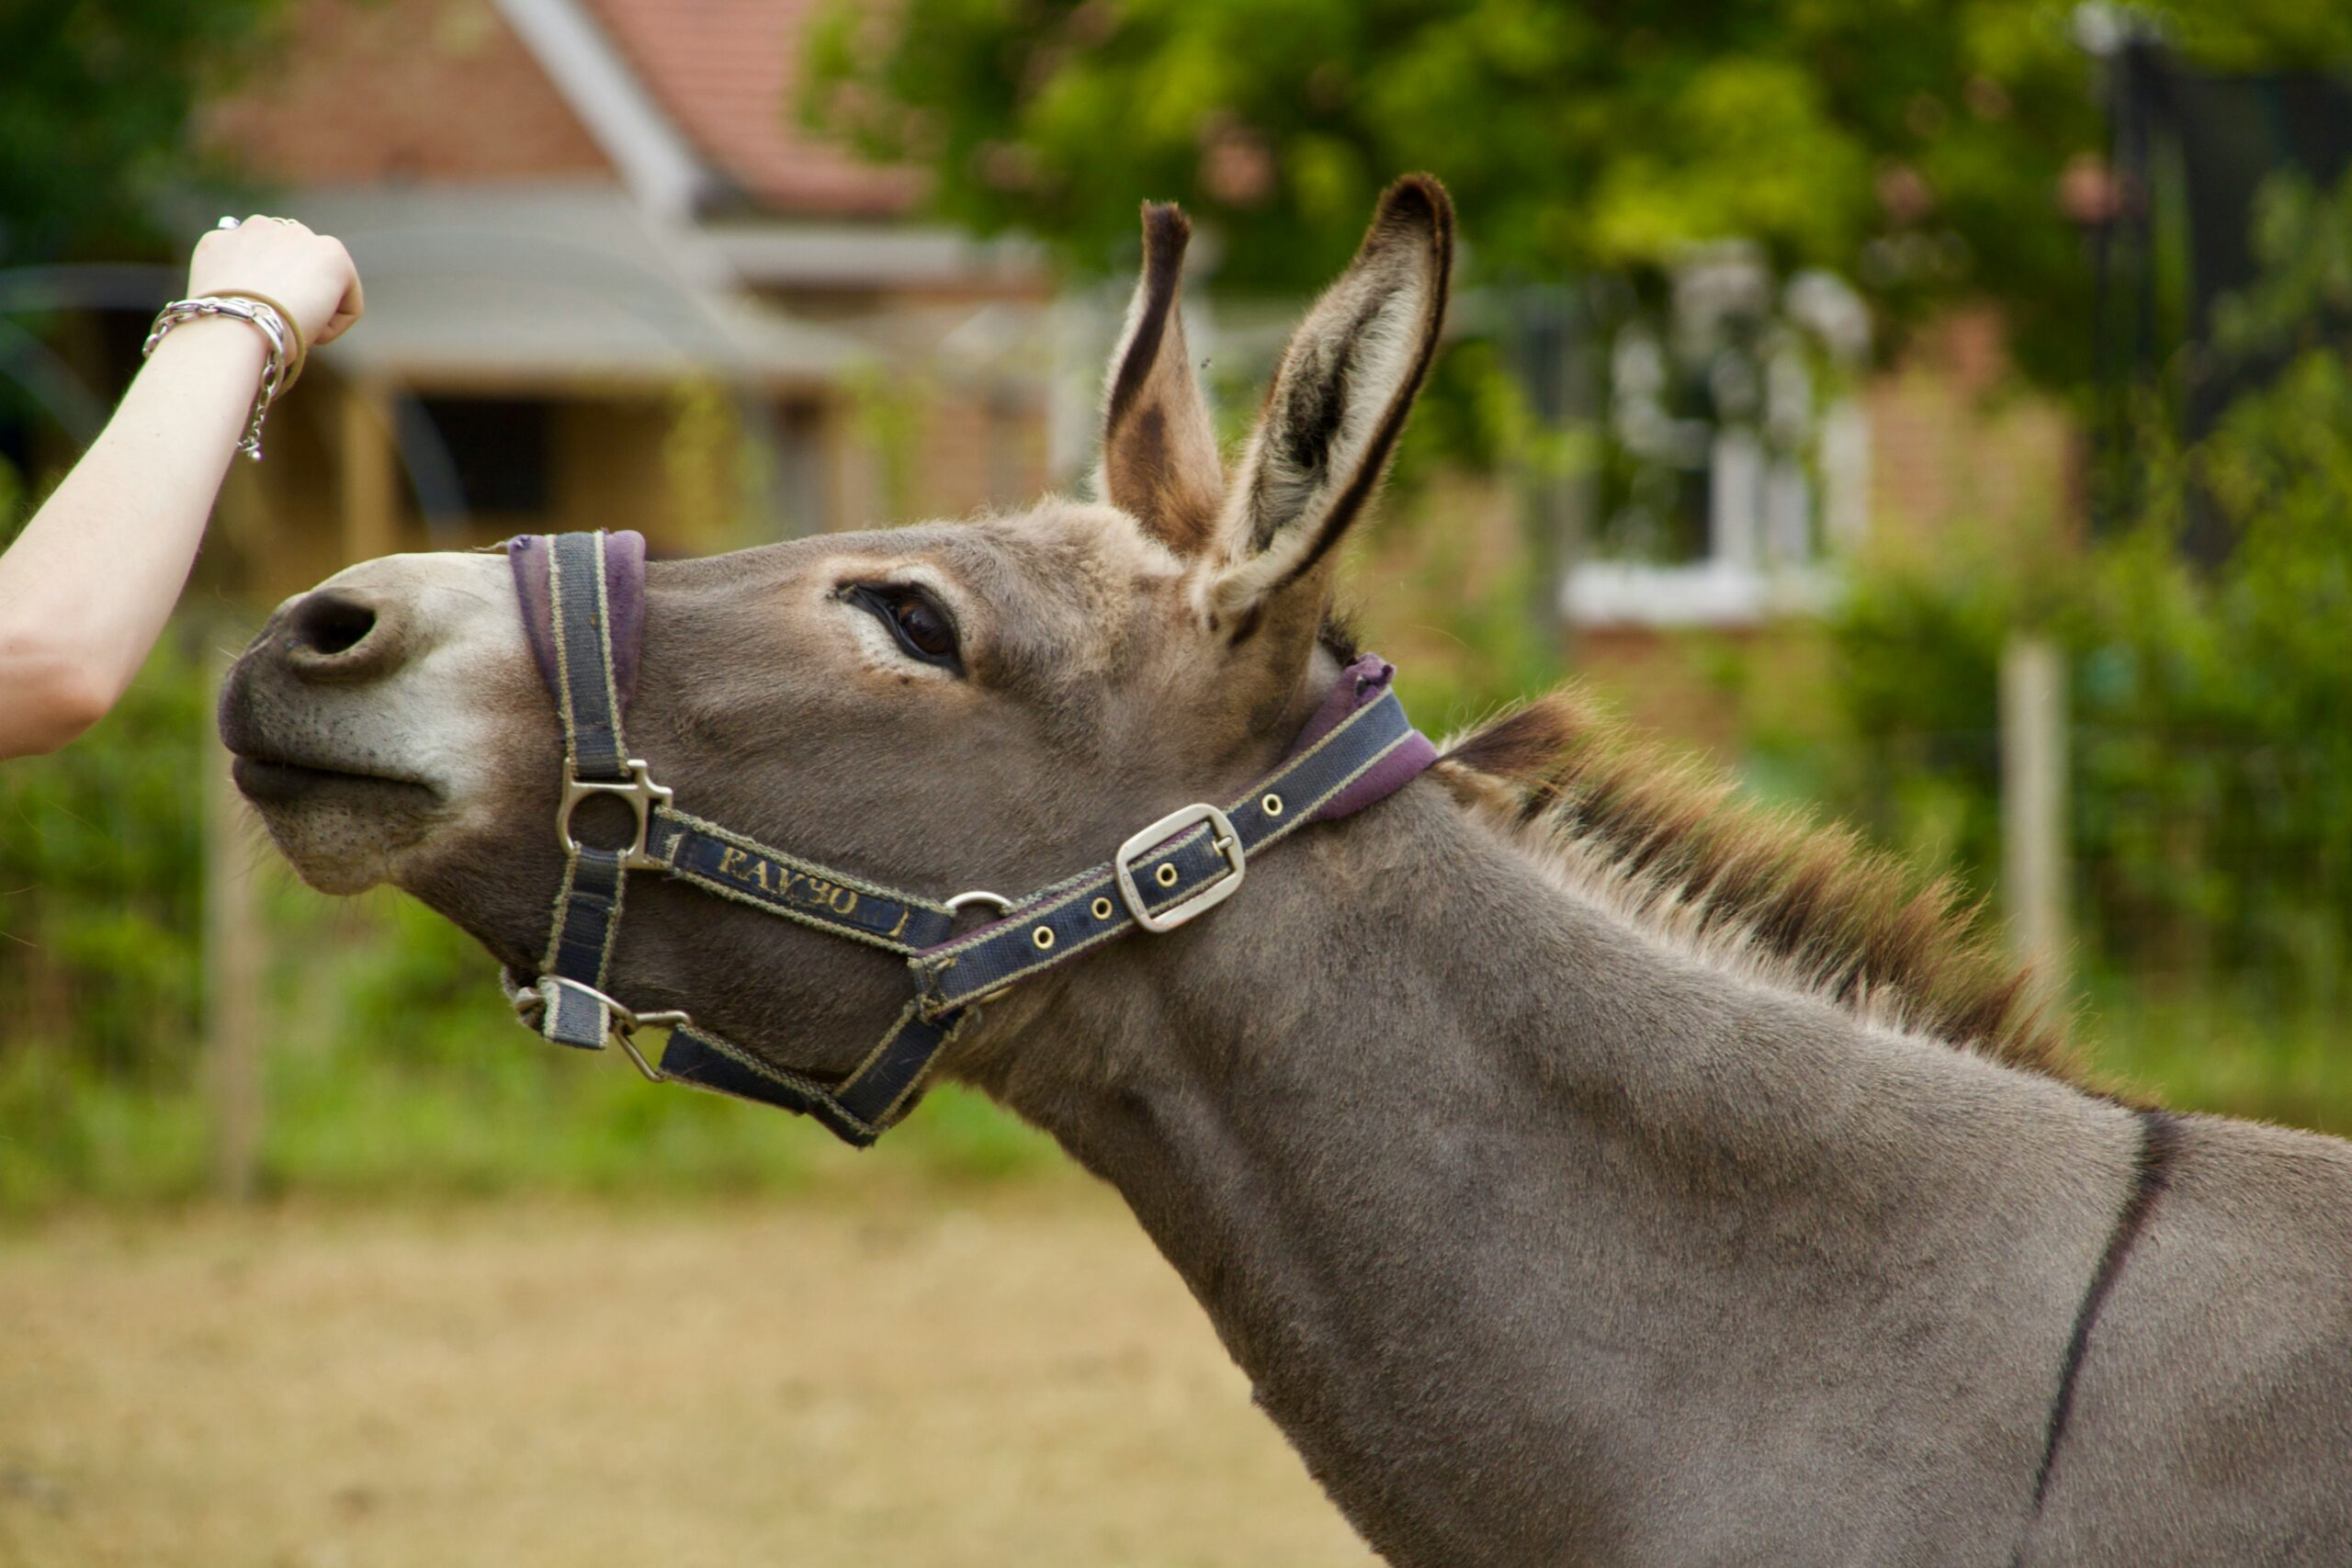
(581, 0), (922, 217)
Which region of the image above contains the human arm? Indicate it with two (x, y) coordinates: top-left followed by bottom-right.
(0, 217), (362, 759)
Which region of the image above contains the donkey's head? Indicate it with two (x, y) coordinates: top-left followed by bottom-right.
(222, 177), (1452, 1081)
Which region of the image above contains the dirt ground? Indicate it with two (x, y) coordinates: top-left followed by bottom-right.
(0, 1187), (1379, 1568)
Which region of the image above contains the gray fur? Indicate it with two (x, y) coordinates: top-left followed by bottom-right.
(222, 178), (2352, 1565)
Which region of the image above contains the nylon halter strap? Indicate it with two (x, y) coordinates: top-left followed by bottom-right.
(503, 529), (1439, 1147)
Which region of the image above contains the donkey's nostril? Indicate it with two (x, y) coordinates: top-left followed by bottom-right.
(287, 592), (378, 659)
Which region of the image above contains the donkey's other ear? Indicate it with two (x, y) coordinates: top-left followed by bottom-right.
(1203, 175), (1453, 637)
(1100, 202), (1224, 556)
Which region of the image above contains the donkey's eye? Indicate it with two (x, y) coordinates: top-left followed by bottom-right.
(847, 584), (962, 671)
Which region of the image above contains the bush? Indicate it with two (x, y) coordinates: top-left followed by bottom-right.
(0, 633), (1058, 1213)
(1815, 400), (2352, 999)
(0, 626), (209, 1079)
(1749, 173), (2352, 1099)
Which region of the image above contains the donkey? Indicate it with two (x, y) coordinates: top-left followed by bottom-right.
(220, 176), (2352, 1564)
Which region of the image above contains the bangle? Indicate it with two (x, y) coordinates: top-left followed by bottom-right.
(142, 296), (291, 461)
(209, 288), (308, 390)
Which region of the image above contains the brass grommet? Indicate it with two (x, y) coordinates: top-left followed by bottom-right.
(1261, 792), (1284, 818)
(1154, 863), (1179, 887)
(1032, 925), (1056, 951)
(1091, 897), (1114, 919)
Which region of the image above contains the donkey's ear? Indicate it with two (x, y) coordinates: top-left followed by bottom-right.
(1100, 202), (1224, 556)
(1202, 175), (1453, 637)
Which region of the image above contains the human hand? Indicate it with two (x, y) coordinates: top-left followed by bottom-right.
(187, 216), (365, 348)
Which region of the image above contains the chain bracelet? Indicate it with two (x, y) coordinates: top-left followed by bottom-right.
(141, 296), (292, 461)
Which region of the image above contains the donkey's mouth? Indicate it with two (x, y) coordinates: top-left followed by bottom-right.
(219, 682), (441, 811)
(230, 754), (439, 807)
(224, 745), (450, 895)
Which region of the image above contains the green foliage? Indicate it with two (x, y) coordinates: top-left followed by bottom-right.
(1758, 174), (2352, 1041)
(0, 628), (209, 1077)
(271, 887), (1053, 1197)
(0, 629), (1058, 1215)
(1353, 474), (1568, 733)
(807, 0), (2257, 389)
(842, 361), (929, 521)
(1820, 478), (2351, 996)
(0, 870), (1060, 1213)
(2211, 164), (2352, 365)
(0, 0), (284, 264)
(2079, 976), (2352, 1136)
(2138, 0), (2352, 73)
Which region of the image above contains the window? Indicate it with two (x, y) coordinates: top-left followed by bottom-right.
(1568, 247), (1870, 626)
(399, 396), (554, 521)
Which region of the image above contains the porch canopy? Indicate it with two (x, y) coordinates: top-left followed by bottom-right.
(288, 181), (869, 389)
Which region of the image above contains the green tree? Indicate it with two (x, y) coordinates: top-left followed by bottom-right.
(1788, 169), (2352, 1010)
(806, 0), (2349, 390)
(0, 0), (283, 265)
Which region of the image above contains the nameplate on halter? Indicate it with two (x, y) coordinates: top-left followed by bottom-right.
(714, 846), (867, 918)
(652, 812), (956, 953)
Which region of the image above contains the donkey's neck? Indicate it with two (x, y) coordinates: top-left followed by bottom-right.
(956, 781), (2144, 1567)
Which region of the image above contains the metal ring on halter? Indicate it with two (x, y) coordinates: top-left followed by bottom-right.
(523, 976), (690, 1082)
(945, 890), (1013, 918)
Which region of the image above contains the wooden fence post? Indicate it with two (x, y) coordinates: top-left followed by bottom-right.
(340, 377), (399, 566)
(205, 641), (263, 1201)
(2001, 634), (2069, 1004)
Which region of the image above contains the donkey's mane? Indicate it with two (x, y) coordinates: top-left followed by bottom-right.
(1438, 688), (2084, 1086)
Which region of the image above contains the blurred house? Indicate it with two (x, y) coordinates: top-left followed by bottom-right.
(0, 0), (2080, 718)
(196, 0), (1061, 596)
(1517, 257), (2073, 743)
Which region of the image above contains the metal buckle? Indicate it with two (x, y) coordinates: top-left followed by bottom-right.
(558, 759), (673, 870)
(1114, 803), (1245, 933)
(528, 976), (688, 1081)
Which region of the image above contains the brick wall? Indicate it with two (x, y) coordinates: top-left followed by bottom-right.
(202, 0), (611, 185)
(1864, 308), (2079, 559)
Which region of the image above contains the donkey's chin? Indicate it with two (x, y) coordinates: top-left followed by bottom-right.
(232, 756), (446, 896)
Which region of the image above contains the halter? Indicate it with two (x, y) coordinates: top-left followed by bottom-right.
(500, 530), (1439, 1146)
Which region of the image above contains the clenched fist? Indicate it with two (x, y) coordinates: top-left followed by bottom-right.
(187, 216), (365, 348)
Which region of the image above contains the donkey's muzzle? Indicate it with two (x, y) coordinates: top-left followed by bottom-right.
(218, 553), (517, 817)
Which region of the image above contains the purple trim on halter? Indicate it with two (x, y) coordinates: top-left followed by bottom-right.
(603, 531), (646, 703)
(1293, 653), (1439, 821)
(1320, 727), (1439, 819)
(507, 535), (557, 694)
(507, 532), (647, 707)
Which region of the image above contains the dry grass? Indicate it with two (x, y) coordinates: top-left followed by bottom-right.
(0, 1189), (1376, 1568)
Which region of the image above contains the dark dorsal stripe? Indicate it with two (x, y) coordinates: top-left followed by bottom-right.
(2017, 1106), (2180, 1555)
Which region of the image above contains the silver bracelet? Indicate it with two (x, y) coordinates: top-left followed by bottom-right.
(142, 296), (292, 461)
